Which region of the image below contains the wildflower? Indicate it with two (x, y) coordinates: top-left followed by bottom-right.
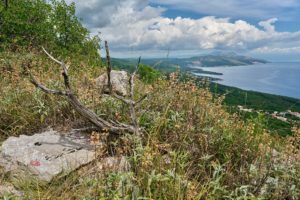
(169, 72), (176, 81)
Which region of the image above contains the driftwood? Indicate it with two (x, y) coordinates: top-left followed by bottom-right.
(26, 42), (146, 135)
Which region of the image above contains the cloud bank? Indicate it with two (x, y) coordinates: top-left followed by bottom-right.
(67, 0), (300, 58)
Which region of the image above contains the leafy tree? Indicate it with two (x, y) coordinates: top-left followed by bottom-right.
(0, 0), (100, 64)
(0, 0), (52, 49)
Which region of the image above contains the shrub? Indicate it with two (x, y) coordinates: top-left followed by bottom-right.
(0, 0), (101, 65)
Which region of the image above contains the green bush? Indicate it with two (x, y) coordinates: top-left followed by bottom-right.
(0, 0), (101, 65)
(138, 64), (161, 83)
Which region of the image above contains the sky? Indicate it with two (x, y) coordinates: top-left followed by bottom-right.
(66, 0), (300, 61)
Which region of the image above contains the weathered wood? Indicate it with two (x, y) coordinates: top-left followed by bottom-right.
(128, 57), (141, 134)
(105, 41), (112, 94)
(26, 47), (138, 134)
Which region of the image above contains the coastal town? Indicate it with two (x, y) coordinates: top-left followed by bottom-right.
(237, 105), (300, 124)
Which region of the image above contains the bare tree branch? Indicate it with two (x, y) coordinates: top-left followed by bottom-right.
(102, 44), (142, 134)
(42, 47), (63, 65)
(130, 57), (141, 99)
(111, 93), (134, 105)
(72, 126), (99, 132)
(66, 93), (136, 134)
(26, 68), (67, 96)
(60, 61), (71, 91)
(128, 57), (141, 134)
(42, 47), (71, 91)
(105, 41), (112, 94)
(135, 93), (149, 106)
(26, 47), (139, 135)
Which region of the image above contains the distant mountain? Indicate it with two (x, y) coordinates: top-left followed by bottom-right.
(141, 54), (268, 69)
(107, 53), (268, 75)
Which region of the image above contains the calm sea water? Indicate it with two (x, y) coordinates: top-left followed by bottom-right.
(194, 62), (300, 99)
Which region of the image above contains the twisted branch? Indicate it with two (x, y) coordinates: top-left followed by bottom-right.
(27, 47), (137, 134)
(104, 48), (143, 134)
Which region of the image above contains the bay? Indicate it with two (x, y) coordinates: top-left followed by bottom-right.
(194, 62), (300, 99)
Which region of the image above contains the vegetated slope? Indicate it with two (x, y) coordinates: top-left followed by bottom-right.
(213, 83), (300, 113)
(210, 83), (300, 136)
(2, 57), (300, 198)
(1, 1), (300, 199)
(110, 57), (300, 136)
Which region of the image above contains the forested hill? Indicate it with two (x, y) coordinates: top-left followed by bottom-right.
(141, 53), (267, 68)
(139, 53), (267, 68)
(104, 53), (267, 74)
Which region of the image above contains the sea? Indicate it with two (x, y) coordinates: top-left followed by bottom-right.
(193, 62), (300, 99)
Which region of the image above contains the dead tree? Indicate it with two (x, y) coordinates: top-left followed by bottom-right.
(26, 43), (147, 135)
(105, 41), (112, 94)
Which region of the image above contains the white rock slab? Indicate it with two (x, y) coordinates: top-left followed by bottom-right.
(0, 129), (95, 182)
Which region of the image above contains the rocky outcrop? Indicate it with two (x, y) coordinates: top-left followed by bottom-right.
(95, 70), (129, 96)
(0, 129), (95, 182)
(0, 128), (132, 185)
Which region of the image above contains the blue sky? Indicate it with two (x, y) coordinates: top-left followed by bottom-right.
(151, 1), (300, 32)
(67, 0), (300, 61)
(158, 5), (300, 32)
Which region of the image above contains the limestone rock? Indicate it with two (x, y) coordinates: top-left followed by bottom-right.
(95, 70), (129, 96)
(0, 129), (95, 182)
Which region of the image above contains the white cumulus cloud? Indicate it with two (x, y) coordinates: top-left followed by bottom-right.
(67, 0), (300, 58)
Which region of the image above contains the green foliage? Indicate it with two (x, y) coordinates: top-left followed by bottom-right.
(0, 0), (51, 48)
(103, 58), (162, 83)
(209, 83), (300, 136)
(0, 0), (101, 65)
(138, 64), (161, 83)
